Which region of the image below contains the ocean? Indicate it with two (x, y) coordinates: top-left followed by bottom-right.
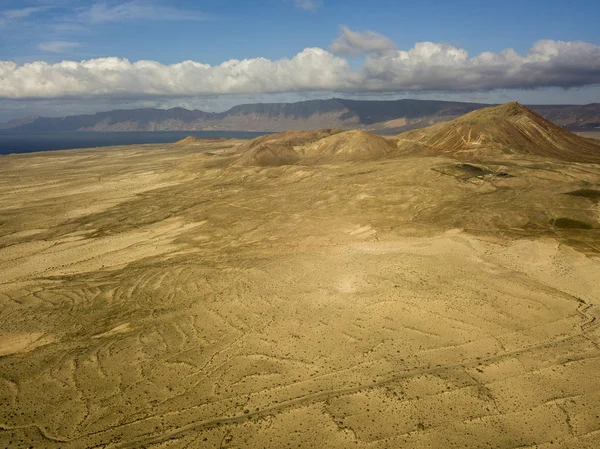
(0, 130), (269, 155)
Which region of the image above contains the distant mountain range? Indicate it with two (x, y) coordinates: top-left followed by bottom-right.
(2, 98), (599, 133)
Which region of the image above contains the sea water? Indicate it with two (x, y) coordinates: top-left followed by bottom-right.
(0, 130), (269, 155)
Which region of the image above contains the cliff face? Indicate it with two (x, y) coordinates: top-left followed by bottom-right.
(5, 98), (600, 133)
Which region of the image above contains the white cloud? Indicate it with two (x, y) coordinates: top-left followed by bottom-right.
(0, 48), (354, 99)
(80, 1), (208, 23)
(38, 40), (82, 53)
(2, 7), (46, 20)
(294, 0), (322, 12)
(330, 26), (396, 56)
(360, 39), (600, 91)
(0, 6), (47, 27)
(1, 32), (599, 100)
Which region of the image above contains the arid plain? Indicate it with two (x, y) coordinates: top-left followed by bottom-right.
(1, 104), (600, 448)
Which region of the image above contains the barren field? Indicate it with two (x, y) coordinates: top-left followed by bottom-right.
(1, 136), (600, 448)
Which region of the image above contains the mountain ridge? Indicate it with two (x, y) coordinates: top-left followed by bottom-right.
(227, 102), (600, 166)
(3, 98), (600, 133)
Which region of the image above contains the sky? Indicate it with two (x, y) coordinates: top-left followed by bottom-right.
(0, 0), (599, 121)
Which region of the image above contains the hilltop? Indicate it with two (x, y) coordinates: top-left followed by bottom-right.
(235, 129), (395, 166)
(233, 129), (343, 166)
(235, 128), (343, 154)
(300, 130), (396, 162)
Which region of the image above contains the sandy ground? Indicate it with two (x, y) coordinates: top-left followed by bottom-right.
(0, 140), (599, 448)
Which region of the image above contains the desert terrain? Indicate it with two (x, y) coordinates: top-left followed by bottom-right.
(1, 103), (600, 448)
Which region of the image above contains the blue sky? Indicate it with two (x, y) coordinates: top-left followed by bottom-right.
(0, 0), (599, 120)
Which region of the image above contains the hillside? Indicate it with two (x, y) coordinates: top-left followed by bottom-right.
(300, 130), (396, 162)
(235, 128), (343, 154)
(4, 98), (600, 133)
(234, 129), (396, 166)
(397, 102), (600, 163)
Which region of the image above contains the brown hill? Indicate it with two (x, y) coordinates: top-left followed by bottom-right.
(172, 136), (226, 146)
(234, 128), (345, 167)
(234, 142), (300, 167)
(300, 130), (396, 163)
(396, 102), (600, 163)
(234, 129), (397, 167)
(235, 128), (343, 154)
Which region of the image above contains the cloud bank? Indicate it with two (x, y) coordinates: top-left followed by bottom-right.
(1, 28), (599, 100)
